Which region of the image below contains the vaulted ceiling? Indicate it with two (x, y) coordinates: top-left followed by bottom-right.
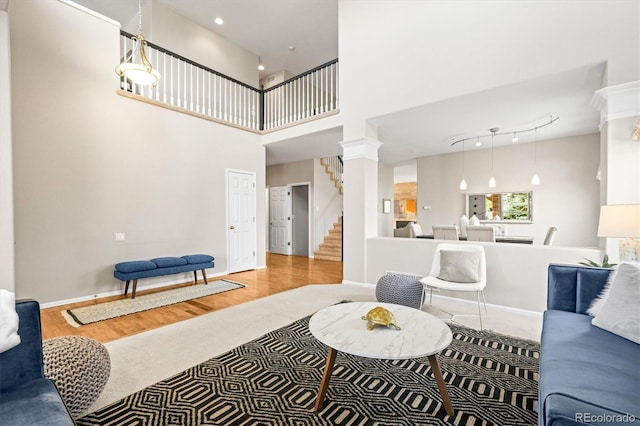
(68, 0), (603, 167)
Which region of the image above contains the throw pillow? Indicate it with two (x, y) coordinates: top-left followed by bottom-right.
(592, 262), (640, 344)
(587, 267), (617, 317)
(437, 250), (481, 283)
(459, 215), (469, 237)
(0, 290), (21, 353)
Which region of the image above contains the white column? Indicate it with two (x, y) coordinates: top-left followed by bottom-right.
(0, 10), (14, 291)
(591, 81), (640, 261)
(340, 138), (382, 284)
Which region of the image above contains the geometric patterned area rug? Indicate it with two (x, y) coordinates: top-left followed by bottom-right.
(77, 315), (539, 425)
(62, 280), (246, 327)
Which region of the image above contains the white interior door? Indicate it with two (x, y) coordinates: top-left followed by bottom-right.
(269, 186), (291, 255)
(227, 170), (256, 273)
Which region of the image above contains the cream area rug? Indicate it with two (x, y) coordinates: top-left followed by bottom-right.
(61, 280), (246, 327)
(84, 284), (542, 416)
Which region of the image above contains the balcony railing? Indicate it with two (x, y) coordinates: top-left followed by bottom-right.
(263, 59), (339, 131)
(118, 31), (338, 133)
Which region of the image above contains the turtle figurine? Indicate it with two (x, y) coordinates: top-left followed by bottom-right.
(361, 306), (401, 331)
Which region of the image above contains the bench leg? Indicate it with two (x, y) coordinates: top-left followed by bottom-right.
(202, 269), (208, 284)
(131, 279), (138, 299)
(124, 280), (130, 296)
(193, 271), (198, 283)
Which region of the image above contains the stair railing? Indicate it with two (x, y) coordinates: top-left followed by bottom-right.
(320, 156), (343, 194)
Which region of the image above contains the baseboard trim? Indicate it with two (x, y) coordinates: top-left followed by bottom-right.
(342, 280), (375, 288)
(429, 293), (543, 317)
(40, 270), (229, 309)
(343, 279), (542, 317)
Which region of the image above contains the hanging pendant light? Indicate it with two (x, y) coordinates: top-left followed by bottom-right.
(459, 139), (467, 190)
(531, 127), (540, 185)
(488, 128), (497, 188)
(115, 0), (160, 87)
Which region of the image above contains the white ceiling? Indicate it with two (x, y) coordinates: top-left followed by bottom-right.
(67, 0), (604, 168)
(158, 0), (338, 79)
(371, 62), (605, 166)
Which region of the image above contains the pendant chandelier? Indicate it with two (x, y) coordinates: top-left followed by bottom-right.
(488, 128), (497, 188)
(115, 0), (160, 87)
(531, 127), (540, 185)
(459, 139), (467, 190)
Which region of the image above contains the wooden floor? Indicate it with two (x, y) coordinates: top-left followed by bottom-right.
(41, 253), (343, 344)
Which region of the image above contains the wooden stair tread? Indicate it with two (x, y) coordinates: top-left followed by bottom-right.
(315, 213), (342, 263)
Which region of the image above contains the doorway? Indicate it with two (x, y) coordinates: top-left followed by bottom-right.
(291, 184), (310, 256)
(227, 170), (257, 273)
(268, 183), (311, 257)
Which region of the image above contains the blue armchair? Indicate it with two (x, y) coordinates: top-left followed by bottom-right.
(0, 300), (74, 425)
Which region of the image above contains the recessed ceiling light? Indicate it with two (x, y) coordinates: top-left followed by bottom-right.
(214, 17), (224, 25)
(288, 45), (295, 52)
(258, 64), (265, 71)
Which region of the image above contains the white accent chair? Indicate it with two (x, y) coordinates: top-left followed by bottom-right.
(544, 226), (558, 245)
(432, 225), (459, 240)
(393, 222), (423, 238)
(466, 225), (496, 242)
(420, 243), (488, 329)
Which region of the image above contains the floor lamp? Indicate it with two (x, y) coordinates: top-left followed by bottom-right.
(597, 204), (640, 262)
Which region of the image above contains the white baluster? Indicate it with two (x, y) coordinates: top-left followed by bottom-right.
(208, 72), (212, 117)
(154, 48), (160, 101)
(293, 79), (297, 122)
(329, 63), (334, 111)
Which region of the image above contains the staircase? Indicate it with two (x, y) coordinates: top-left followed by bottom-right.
(314, 216), (342, 262)
(320, 156), (343, 194)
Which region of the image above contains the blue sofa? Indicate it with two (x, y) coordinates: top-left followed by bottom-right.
(114, 254), (214, 298)
(539, 264), (640, 426)
(0, 300), (74, 425)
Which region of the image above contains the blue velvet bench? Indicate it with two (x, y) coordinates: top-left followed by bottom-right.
(114, 254), (214, 298)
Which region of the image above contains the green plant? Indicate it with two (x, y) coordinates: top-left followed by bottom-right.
(578, 254), (617, 268)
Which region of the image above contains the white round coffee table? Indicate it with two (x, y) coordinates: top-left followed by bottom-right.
(309, 301), (454, 415)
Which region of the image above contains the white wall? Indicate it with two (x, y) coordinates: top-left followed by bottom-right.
(151, 1), (258, 87)
(378, 162), (394, 237)
(394, 160), (417, 183)
(312, 158), (343, 253)
(416, 134), (600, 247)
(601, 116), (640, 260)
(605, 116), (640, 205)
(339, 1), (639, 140)
(266, 160), (314, 187)
(0, 10), (13, 291)
(367, 238), (603, 312)
(10, 1), (265, 304)
(69, 0), (259, 87)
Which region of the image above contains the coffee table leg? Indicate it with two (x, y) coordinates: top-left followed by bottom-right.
(315, 347), (338, 411)
(428, 354), (454, 416)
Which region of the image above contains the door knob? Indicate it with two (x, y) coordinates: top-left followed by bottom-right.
(230, 226), (235, 230)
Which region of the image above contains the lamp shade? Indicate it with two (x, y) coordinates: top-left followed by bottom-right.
(597, 204), (640, 238)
